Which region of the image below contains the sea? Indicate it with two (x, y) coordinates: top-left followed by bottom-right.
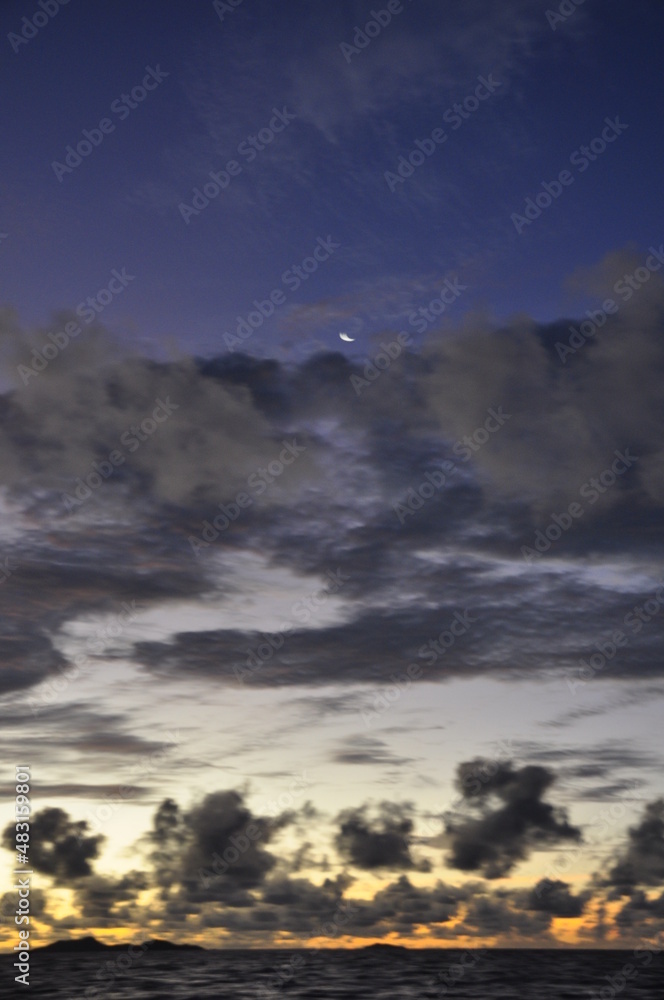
(2, 948), (663, 999)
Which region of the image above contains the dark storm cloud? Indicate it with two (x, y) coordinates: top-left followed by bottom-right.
(602, 799), (664, 894)
(2, 269), (664, 696)
(334, 801), (430, 872)
(1, 808), (103, 882)
(444, 760), (581, 877)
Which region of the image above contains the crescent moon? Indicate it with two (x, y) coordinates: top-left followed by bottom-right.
(339, 332), (355, 343)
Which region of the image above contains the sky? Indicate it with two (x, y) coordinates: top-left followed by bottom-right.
(1, 0), (664, 952)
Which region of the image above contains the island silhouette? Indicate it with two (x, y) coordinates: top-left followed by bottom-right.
(34, 936), (205, 953)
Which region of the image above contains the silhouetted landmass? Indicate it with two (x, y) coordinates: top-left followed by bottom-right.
(144, 939), (205, 951)
(360, 943), (409, 952)
(35, 936), (205, 953)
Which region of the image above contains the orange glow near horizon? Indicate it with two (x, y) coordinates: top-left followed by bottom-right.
(0, 883), (653, 953)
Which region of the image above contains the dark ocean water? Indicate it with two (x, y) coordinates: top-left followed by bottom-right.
(2, 948), (663, 999)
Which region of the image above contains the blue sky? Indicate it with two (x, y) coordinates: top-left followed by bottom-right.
(2, 0), (663, 357)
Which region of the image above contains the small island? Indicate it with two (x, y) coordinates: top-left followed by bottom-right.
(35, 936), (205, 953)
(360, 942), (409, 952)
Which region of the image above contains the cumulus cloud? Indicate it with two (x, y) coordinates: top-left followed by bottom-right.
(603, 798), (664, 894)
(0, 779), (631, 945)
(444, 760), (581, 877)
(0, 318), (318, 509)
(0, 887), (49, 930)
(525, 879), (588, 917)
(147, 789), (296, 904)
(1, 807), (103, 882)
(614, 888), (664, 932)
(335, 801), (431, 872)
(457, 893), (552, 940)
(350, 875), (468, 936)
(74, 871), (149, 922)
